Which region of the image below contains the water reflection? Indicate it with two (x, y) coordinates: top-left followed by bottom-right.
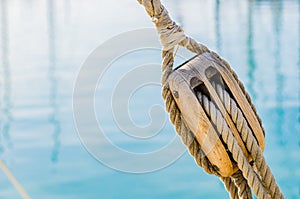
(215, 0), (221, 52)
(272, 0), (285, 146)
(298, 2), (300, 147)
(0, 0), (12, 156)
(47, 0), (61, 164)
(246, 0), (257, 102)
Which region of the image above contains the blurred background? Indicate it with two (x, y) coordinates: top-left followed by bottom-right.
(0, 0), (299, 198)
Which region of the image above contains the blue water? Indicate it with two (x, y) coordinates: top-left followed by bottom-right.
(0, 0), (299, 198)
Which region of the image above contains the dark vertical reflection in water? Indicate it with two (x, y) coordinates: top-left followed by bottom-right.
(298, 2), (300, 147)
(47, 0), (61, 164)
(0, 0), (12, 156)
(246, 0), (257, 102)
(215, 0), (221, 52)
(272, 0), (285, 146)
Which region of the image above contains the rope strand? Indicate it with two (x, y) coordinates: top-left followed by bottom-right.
(213, 83), (284, 199)
(197, 92), (269, 199)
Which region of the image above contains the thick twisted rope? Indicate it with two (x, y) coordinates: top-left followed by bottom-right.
(197, 92), (269, 199)
(212, 82), (284, 199)
(231, 170), (253, 199)
(221, 170), (253, 199)
(138, 0), (283, 198)
(221, 176), (240, 199)
(209, 51), (265, 136)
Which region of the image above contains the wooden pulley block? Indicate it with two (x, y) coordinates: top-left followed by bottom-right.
(167, 52), (265, 177)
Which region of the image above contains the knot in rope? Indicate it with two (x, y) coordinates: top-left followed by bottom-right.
(138, 0), (186, 51)
(154, 7), (186, 51)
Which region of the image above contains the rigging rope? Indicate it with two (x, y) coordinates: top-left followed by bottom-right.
(197, 91), (268, 199)
(212, 82), (283, 198)
(0, 160), (30, 199)
(138, 0), (284, 198)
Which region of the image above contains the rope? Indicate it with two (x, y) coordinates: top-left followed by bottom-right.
(138, 0), (284, 198)
(212, 82), (284, 199)
(197, 92), (268, 199)
(231, 170), (253, 199)
(221, 170), (253, 199)
(221, 176), (240, 199)
(0, 160), (30, 199)
(209, 51), (265, 136)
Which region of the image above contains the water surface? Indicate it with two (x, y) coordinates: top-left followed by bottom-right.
(0, 0), (299, 198)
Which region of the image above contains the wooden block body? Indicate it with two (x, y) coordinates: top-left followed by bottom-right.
(167, 52), (265, 177)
